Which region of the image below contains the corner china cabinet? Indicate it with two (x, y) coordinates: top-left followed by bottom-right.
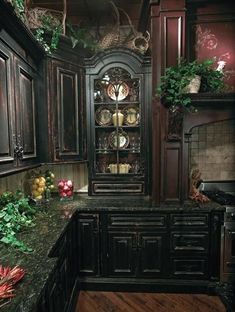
(85, 49), (151, 195)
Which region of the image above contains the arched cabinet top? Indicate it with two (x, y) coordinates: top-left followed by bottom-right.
(84, 48), (151, 75)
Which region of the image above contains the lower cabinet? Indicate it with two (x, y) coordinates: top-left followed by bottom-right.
(37, 216), (78, 312)
(106, 232), (137, 277)
(37, 209), (223, 311)
(106, 231), (166, 277)
(76, 210), (223, 287)
(77, 214), (100, 276)
(103, 213), (168, 278)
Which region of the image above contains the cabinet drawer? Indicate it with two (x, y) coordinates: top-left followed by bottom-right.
(93, 183), (144, 194)
(77, 214), (99, 230)
(108, 214), (167, 228)
(171, 258), (208, 278)
(170, 214), (208, 227)
(171, 232), (208, 253)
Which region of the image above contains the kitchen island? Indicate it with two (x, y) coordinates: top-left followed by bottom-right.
(0, 195), (227, 312)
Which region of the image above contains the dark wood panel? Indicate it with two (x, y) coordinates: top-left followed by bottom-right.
(77, 215), (99, 276)
(107, 232), (137, 276)
(164, 146), (181, 201)
(0, 41), (15, 165)
(57, 67), (79, 156)
(171, 232), (208, 252)
(15, 57), (37, 163)
(107, 214), (166, 228)
(170, 258), (208, 278)
(162, 15), (184, 68)
(138, 233), (164, 276)
(51, 60), (84, 162)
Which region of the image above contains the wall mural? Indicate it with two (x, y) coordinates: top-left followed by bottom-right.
(194, 22), (235, 90)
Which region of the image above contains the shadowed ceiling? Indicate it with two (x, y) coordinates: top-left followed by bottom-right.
(30, 0), (146, 29)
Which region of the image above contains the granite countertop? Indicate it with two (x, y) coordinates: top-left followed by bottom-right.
(0, 195), (225, 311)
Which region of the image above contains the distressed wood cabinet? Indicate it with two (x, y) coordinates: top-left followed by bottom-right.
(0, 1), (44, 176)
(85, 48), (151, 195)
(104, 213), (167, 277)
(77, 210), (223, 293)
(37, 216), (79, 312)
(39, 38), (86, 163)
(77, 213), (100, 276)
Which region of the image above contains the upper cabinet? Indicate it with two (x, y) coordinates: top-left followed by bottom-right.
(0, 0), (44, 176)
(85, 48), (151, 195)
(39, 38), (86, 163)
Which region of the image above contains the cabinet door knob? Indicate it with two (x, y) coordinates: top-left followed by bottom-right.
(14, 144), (24, 159)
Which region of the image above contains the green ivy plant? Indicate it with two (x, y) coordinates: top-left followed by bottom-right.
(10, 0), (26, 22)
(34, 14), (63, 54)
(67, 24), (98, 51)
(9, 0), (62, 53)
(156, 58), (225, 113)
(0, 191), (37, 253)
(9, 0), (98, 54)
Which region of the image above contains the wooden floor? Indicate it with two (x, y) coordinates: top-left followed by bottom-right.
(76, 291), (226, 312)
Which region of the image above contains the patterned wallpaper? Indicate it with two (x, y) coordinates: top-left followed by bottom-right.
(193, 21), (235, 90)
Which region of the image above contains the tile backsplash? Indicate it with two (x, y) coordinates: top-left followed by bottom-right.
(190, 119), (235, 180)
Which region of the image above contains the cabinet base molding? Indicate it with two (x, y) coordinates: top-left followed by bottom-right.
(79, 277), (218, 294)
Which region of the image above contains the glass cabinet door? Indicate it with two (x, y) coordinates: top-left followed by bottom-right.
(93, 67), (142, 176)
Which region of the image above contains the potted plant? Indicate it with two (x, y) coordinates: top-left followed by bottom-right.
(156, 58), (225, 112)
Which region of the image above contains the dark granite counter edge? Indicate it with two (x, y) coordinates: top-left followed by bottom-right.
(0, 196), (225, 312)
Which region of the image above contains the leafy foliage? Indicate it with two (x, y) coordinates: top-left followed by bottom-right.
(156, 59), (225, 112)
(10, 0), (26, 22)
(34, 14), (63, 54)
(0, 191), (36, 253)
(67, 24), (98, 51)
(9, 1), (98, 54)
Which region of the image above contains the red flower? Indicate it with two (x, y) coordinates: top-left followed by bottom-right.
(0, 265), (25, 299)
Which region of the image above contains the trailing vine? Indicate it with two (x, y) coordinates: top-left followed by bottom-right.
(9, 0), (26, 22)
(8, 0), (98, 54)
(67, 23), (98, 51)
(34, 14), (63, 54)
(8, 0), (63, 53)
(0, 191), (37, 253)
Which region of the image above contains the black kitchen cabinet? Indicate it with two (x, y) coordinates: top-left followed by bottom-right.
(107, 231), (137, 276)
(106, 231), (166, 277)
(37, 216), (79, 312)
(169, 213), (210, 279)
(85, 48), (151, 195)
(0, 38), (41, 175)
(0, 3), (44, 176)
(40, 39), (86, 163)
(105, 213), (167, 277)
(76, 210), (223, 294)
(35, 208), (224, 311)
(14, 57), (38, 167)
(138, 232), (166, 277)
(77, 213), (100, 276)
(0, 41), (15, 172)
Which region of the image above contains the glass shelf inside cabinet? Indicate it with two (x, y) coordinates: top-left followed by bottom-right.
(94, 67), (142, 175)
